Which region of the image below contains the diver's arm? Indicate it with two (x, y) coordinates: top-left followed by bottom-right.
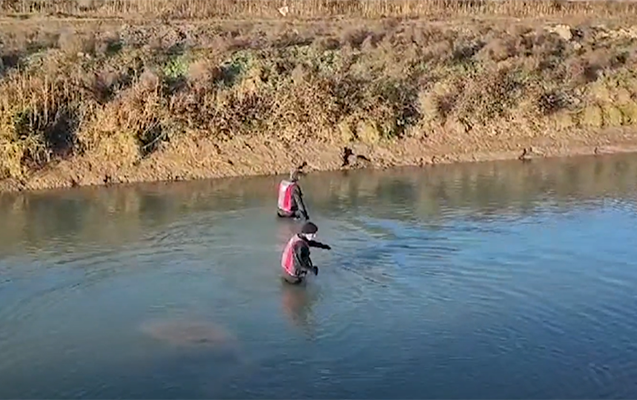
(307, 240), (331, 250)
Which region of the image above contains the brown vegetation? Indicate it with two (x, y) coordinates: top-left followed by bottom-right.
(2, 0), (637, 192)
(2, 0), (637, 20)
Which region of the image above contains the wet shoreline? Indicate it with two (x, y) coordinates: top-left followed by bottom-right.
(2, 129), (637, 194)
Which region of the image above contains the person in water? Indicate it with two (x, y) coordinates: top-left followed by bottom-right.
(277, 169), (309, 220)
(281, 222), (331, 284)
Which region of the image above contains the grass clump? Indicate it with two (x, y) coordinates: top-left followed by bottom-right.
(0, 73), (86, 178)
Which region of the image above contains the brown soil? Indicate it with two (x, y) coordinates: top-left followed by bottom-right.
(2, 127), (636, 193)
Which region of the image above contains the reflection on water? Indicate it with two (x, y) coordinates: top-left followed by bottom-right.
(0, 154), (636, 398)
(280, 283), (321, 339)
(1, 154), (636, 255)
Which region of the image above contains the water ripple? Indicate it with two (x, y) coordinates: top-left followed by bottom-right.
(2, 156), (637, 398)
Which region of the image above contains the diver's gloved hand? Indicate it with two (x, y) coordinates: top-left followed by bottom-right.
(324, 244), (331, 250)
(313, 266), (319, 276)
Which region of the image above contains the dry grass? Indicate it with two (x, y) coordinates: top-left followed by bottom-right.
(1, 2), (637, 181)
(2, 0), (637, 20)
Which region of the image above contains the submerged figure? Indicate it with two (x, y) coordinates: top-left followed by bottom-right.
(139, 319), (236, 348)
(281, 222), (331, 285)
(277, 170), (309, 221)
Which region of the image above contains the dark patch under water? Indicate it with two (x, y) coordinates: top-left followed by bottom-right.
(139, 319), (236, 347)
(0, 154), (636, 398)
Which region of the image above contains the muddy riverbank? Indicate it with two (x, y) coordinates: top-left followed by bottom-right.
(3, 4), (637, 193)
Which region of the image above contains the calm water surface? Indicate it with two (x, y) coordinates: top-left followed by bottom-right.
(1, 154), (637, 399)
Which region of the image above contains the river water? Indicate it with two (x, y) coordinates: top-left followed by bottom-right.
(0, 154), (636, 399)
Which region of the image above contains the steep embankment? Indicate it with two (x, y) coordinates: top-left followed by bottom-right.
(2, 3), (637, 192)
